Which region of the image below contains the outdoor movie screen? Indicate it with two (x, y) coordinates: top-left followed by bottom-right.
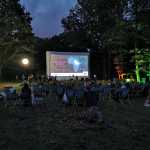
(50, 54), (89, 76)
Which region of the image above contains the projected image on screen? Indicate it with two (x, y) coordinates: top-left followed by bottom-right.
(50, 55), (88, 76)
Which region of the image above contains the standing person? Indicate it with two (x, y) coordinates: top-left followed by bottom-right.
(22, 74), (25, 84)
(94, 75), (97, 81)
(46, 75), (49, 82)
(54, 76), (57, 81)
(29, 74), (34, 85)
(31, 74), (34, 85)
(28, 75), (30, 83)
(16, 75), (18, 81)
(38, 75), (42, 82)
(76, 76), (78, 81)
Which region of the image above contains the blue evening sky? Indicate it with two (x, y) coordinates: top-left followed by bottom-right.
(20, 0), (77, 38)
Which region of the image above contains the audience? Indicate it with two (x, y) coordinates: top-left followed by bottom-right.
(21, 83), (31, 95)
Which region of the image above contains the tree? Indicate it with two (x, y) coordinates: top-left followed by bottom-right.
(0, 0), (34, 78)
(126, 0), (150, 82)
(60, 0), (150, 80)
(61, 0), (128, 79)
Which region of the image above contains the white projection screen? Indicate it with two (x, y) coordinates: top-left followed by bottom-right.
(46, 51), (90, 80)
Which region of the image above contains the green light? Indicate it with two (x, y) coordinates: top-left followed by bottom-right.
(141, 78), (146, 85)
(125, 79), (132, 83)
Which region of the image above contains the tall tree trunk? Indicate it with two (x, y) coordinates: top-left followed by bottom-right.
(108, 45), (110, 80)
(149, 44), (150, 82)
(135, 0), (140, 82)
(135, 53), (140, 82)
(103, 52), (107, 80)
(0, 66), (2, 79)
(149, 58), (150, 82)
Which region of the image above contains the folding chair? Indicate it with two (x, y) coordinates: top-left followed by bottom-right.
(114, 86), (122, 93)
(4, 88), (19, 108)
(86, 90), (99, 107)
(100, 87), (112, 100)
(20, 93), (31, 106)
(119, 88), (131, 105)
(55, 85), (65, 101)
(4, 87), (13, 95)
(93, 85), (101, 100)
(34, 93), (44, 106)
(49, 84), (57, 96)
(75, 84), (84, 91)
(74, 89), (85, 106)
(0, 94), (3, 101)
(113, 86), (122, 100)
(66, 88), (75, 105)
(33, 85), (42, 94)
(99, 85), (104, 95)
(42, 85), (49, 96)
(93, 85), (100, 91)
(66, 84), (74, 90)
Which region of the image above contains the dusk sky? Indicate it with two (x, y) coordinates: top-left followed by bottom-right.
(20, 0), (77, 38)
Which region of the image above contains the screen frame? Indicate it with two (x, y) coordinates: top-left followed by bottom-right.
(46, 51), (90, 80)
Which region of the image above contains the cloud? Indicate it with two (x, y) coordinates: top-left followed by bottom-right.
(20, 0), (77, 38)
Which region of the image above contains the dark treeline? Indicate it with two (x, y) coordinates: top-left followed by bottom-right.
(1, 0), (150, 81)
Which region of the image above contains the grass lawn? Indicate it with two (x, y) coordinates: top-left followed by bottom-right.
(0, 81), (150, 150)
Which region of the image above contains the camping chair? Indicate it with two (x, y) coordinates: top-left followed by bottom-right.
(4, 87), (13, 95)
(93, 85), (100, 100)
(74, 89), (86, 106)
(4, 88), (19, 108)
(99, 85), (104, 95)
(66, 84), (74, 90)
(20, 93), (31, 106)
(130, 84), (141, 98)
(75, 84), (84, 91)
(114, 86), (122, 93)
(49, 84), (57, 96)
(100, 87), (112, 101)
(113, 86), (122, 100)
(86, 90), (99, 107)
(0, 94), (3, 101)
(119, 88), (131, 105)
(93, 85), (100, 91)
(42, 85), (49, 96)
(34, 93), (44, 106)
(55, 85), (65, 101)
(66, 88), (75, 105)
(33, 85), (42, 94)
(129, 82), (134, 87)
(133, 86), (144, 98)
(138, 87), (144, 97)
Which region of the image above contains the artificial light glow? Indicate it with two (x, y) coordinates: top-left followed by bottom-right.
(22, 58), (28, 64)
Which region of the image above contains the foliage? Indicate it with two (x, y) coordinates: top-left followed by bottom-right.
(0, 0), (35, 78)
(61, 0), (150, 80)
(61, 0), (129, 79)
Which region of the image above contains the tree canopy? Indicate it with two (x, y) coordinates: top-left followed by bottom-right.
(61, 0), (150, 80)
(0, 0), (35, 78)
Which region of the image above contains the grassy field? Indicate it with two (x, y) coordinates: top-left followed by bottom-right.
(0, 81), (150, 150)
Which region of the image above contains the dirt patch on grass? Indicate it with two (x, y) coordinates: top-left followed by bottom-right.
(0, 83), (14, 87)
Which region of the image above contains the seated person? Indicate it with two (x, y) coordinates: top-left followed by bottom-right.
(21, 83), (31, 95)
(20, 83), (31, 105)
